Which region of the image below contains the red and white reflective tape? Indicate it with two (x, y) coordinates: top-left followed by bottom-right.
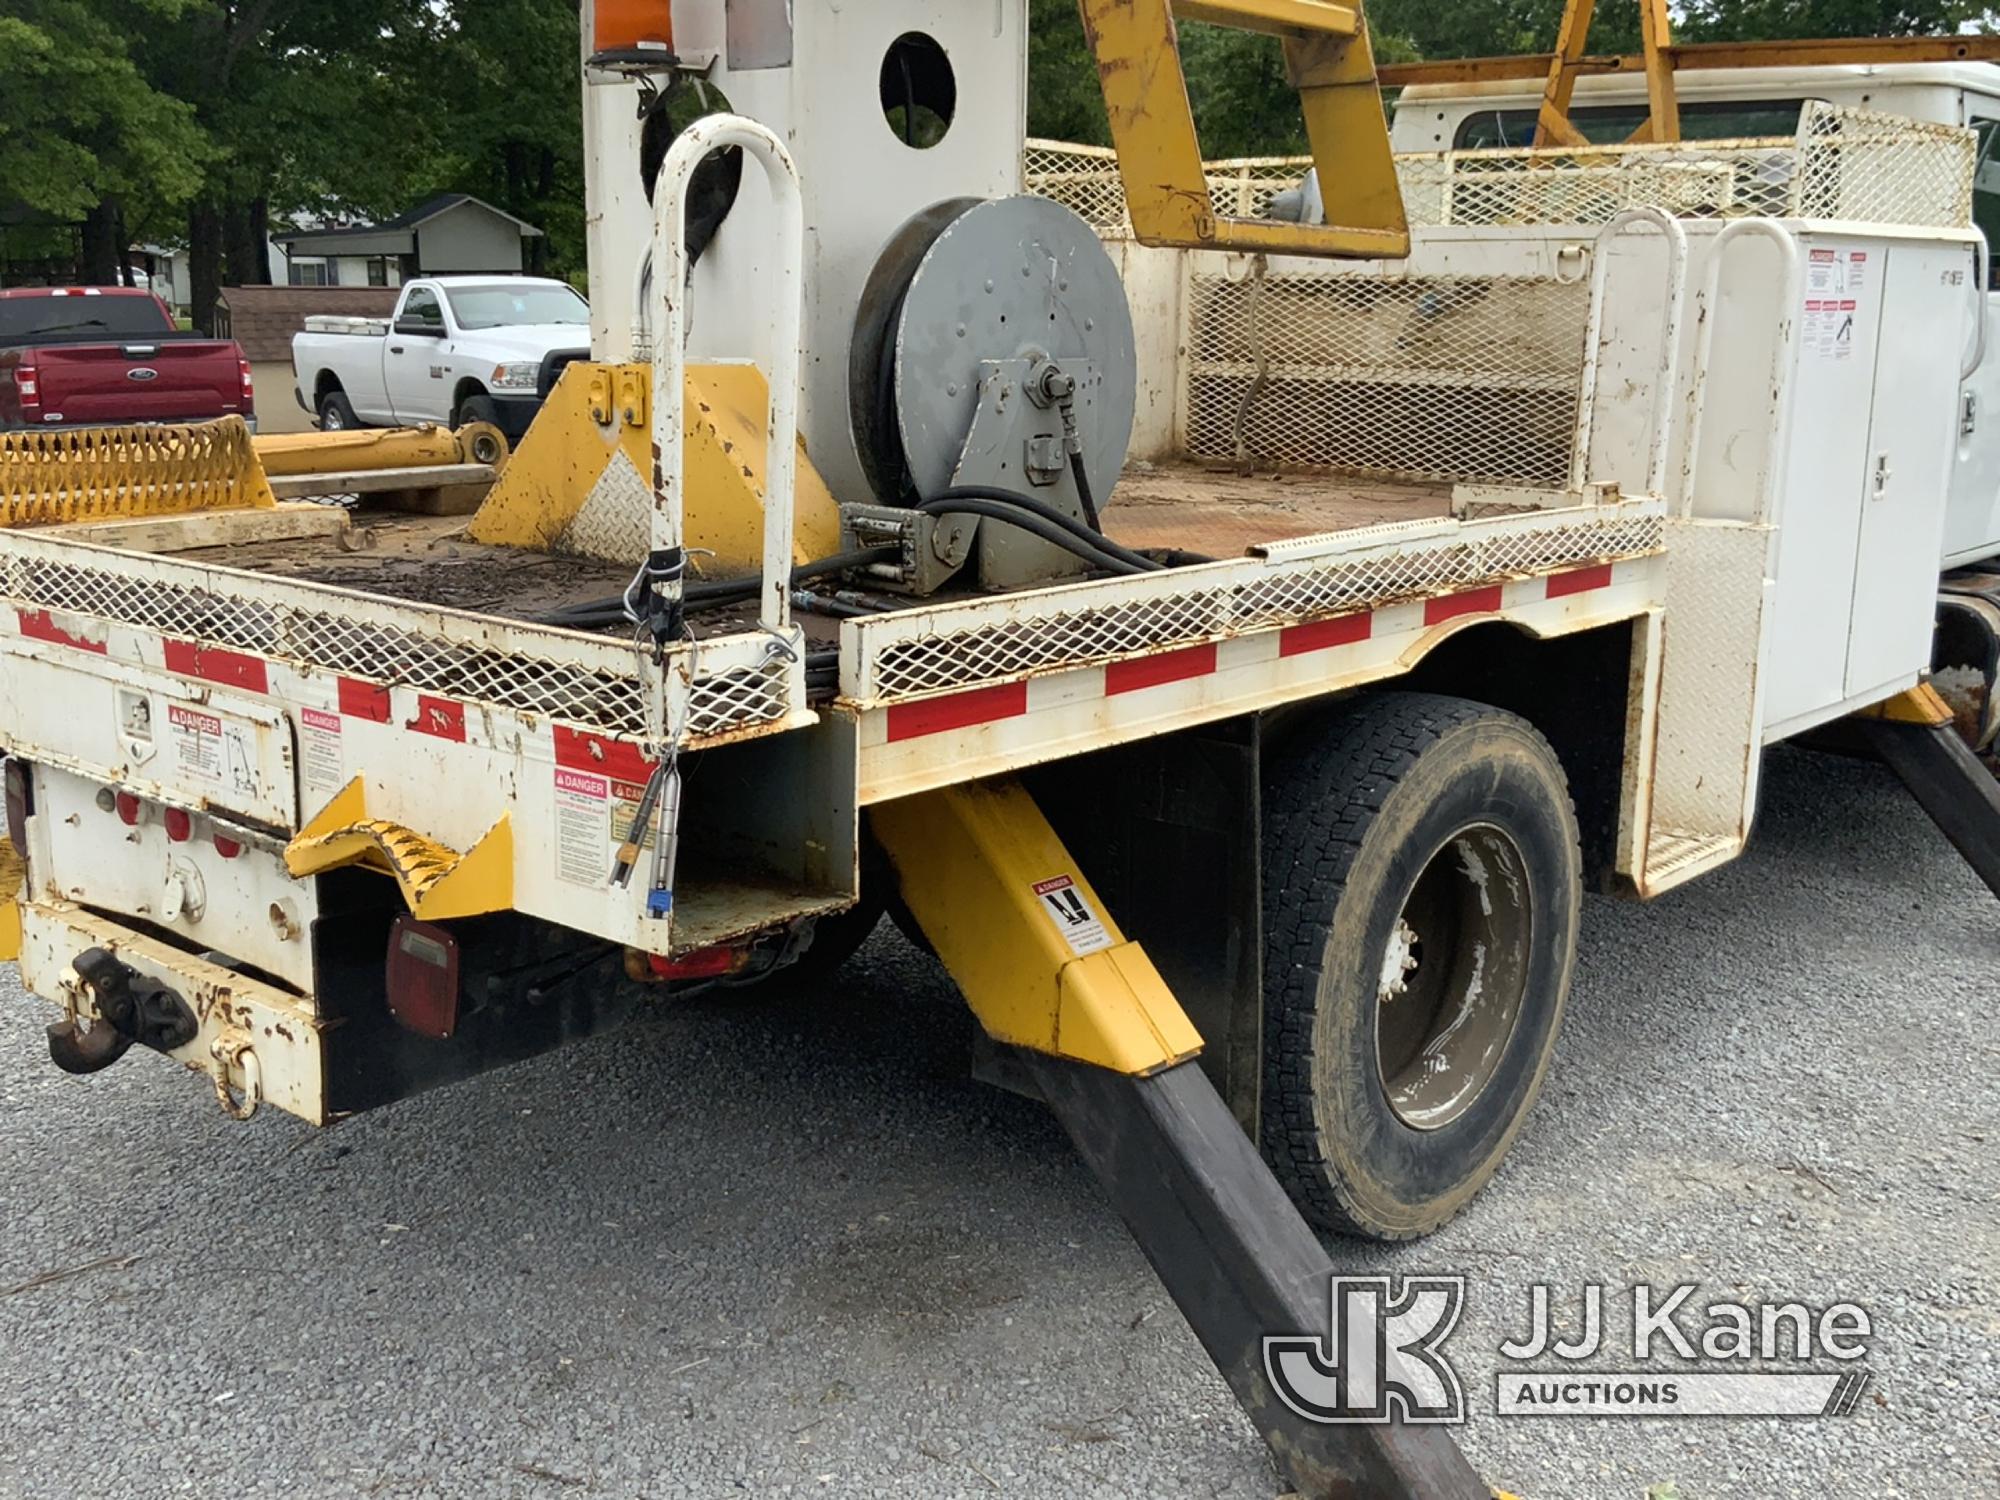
(855, 559), (1648, 800)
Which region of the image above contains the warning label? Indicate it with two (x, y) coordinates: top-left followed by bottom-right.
(1032, 874), (1114, 957)
(554, 767), (611, 885)
(167, 704), (223, 784)
(1803, 248), (1866, 361)
(608, 777), (655, 856)
(299, 707), (343, 793)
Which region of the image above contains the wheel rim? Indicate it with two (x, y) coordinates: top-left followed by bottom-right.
(1374, 822), (1533, 1131)
(321, 404), (345, 430)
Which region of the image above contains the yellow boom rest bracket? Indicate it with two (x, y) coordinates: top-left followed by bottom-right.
(285, 777), (514, 921)
(1079, 0), (1408, 259)
(871, 778), (1202, 1076)
(465, 360), (841, 575)
(0, 845), (24, 964)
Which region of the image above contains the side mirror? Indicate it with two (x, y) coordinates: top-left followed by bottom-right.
(393, 318), (444, 338)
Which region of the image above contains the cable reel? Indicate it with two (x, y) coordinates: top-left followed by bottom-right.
(846, 195), (1138, 593)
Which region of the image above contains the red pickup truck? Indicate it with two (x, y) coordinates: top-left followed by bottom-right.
(0, 286), (255, 430)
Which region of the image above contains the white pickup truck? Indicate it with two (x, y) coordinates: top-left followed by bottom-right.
(292, 275), (591, 440)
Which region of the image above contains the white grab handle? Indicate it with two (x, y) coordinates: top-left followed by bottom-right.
(649, 113), (804, 638)
(1570, 207), (1688, 499)
(1680, 218), (1802, 524)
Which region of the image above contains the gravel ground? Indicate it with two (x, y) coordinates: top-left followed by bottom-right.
(0, 746), (1994, 1500)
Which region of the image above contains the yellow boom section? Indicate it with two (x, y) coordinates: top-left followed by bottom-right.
(1080, 0), (1408, 259)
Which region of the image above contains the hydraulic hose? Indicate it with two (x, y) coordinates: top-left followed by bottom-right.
(539, 544), (900, 628)
(909, 496), (1152, 575)
(1068, 448), (1102, 532)
(919, 486), (1202, 572)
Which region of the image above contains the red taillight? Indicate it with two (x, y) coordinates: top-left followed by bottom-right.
(14, 360), (39, 417)
(643, 944), (746, 980)
(3, 759), (30, 857)
(386, 915), (460, 1039)
(164, 807), (192, 842)
(238, 358), (255, 411)
(213, 834), (242, 859)
(115, 791), (141, 826)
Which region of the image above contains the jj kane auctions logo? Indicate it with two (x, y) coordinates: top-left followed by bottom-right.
(1265, 1278), (1875, 1422)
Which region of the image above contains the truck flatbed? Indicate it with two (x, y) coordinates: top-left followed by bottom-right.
(83, 462), (1461, 629)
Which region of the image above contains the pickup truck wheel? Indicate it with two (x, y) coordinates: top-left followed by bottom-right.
(455, 393), (500, 430)
(1260, 692), (1581, 1241)
(317, 390), (358, 431)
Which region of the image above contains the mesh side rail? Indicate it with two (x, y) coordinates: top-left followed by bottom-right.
(1180, 270), (1590, 484)
(0, 533), (660, 739)
(852, 505), (1666, 704)
(1792, 101), (1975, 228)
(1026, 105), (1974, 234)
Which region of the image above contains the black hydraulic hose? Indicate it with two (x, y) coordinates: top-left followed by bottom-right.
(540, 545), (900, 627)
(919, 486), (1193, 572)
(910, 497), (1152, 575)
(1067, 448), (1102, 532)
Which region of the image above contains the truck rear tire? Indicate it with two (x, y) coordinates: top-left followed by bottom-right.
(1260, 692), (1581, 1240)
(317, 389), (358, 431)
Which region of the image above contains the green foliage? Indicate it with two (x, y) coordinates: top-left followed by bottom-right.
(1027, 0), (1112, 144)
(18, 0), (2000, 291)
(1677, 0), (1992, 40)
(0, 1), (207, 223)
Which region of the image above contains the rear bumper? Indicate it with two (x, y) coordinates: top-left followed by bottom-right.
(16, 900), (328, 1124)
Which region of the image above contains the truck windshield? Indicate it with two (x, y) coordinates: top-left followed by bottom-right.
(443, 283), (589, 331)
(1453, 99), (1809, 150)
(0, 294), (174, 342)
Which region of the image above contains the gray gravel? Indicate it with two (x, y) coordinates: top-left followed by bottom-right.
(0, 746), (1994, 1499)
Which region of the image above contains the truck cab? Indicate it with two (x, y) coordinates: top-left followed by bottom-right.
(1389, 60), (2000, 566)
(291, 275), (591, 439)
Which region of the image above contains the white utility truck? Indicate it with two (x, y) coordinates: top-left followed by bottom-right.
(6, 5), (2000, 1494)
(292, 274), (590, 440)
(1386, 61), (2000, 747)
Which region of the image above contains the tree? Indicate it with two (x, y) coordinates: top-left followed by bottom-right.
(0, 0), (208, 283)
(422, 0), (587, 277)
(1677, 0), (1992, 40)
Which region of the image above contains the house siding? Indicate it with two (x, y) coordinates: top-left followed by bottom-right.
(414, 207), (525, 273)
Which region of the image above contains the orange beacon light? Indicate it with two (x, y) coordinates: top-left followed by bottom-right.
(592, 0), (676, 65)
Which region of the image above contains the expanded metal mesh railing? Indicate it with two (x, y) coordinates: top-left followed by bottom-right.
(1026, 103), (1973, 484)
(1026, 102), (1974, 236)
(1179, 265), (1590, 485)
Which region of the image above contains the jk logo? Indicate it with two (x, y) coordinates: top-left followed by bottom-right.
(1264, 1275), (1467, 1424)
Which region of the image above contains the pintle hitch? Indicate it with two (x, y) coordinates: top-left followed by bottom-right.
(46, 948), (199, 1075)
